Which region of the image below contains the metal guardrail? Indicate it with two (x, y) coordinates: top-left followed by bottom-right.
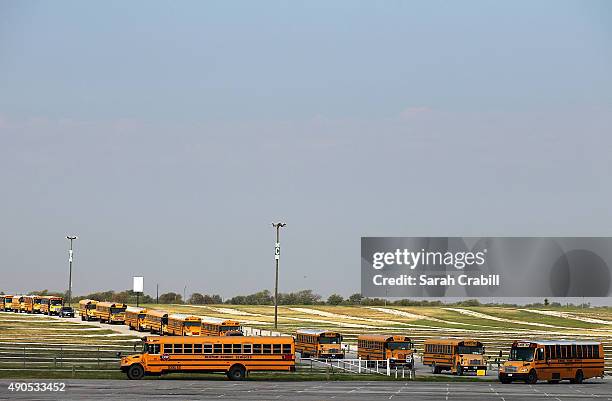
(300, 358), (416, 378)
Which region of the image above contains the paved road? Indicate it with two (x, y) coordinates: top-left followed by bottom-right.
(0, 379), (610, 400)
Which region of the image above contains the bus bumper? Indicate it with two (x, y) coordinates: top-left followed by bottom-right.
(499, 372), (527, 382)
(462, 365), (487, 372)
(320, 354), (344, 359)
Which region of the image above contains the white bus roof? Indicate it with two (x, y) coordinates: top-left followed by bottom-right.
(518, 340), (601, 346)
(168, 313), (200, 320)
(296, 329), (339, 336)
(200, 316), (239, 324)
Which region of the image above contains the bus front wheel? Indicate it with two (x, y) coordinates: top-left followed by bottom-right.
(127, 364), (145, 380)
(526, 370), (538, 384)
(227, 365), (246, 381)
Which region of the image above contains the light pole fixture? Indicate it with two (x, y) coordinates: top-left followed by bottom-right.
(272, 222), (286, 330)
(66, 236), (78, 306)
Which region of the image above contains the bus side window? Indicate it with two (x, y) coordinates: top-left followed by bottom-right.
(536, 348), (544, 361)
(203, 344), (212, 354)
(194, 344), (202, 354)
(213, 344), (222, 354)
(273, 344), (282, 354)
(163, 344), (172, 354)
(263, 344), (272, 354)
(174, 344), (183, 354)
(243, 344), (252, 354)
(282, 344), (291, 354)
(253, 344), (262, 354)
(232, 344), (241, 354)
(223, 344), (232, 354)
(149, 344), (160, 354)
(184, 344), (193, 354)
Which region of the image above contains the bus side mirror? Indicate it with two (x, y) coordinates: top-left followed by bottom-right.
(116, 352), (122, 358)
(499, 351), (502, 358)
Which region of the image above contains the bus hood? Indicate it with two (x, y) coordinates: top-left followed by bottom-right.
(458, 354), (484, 365)
(120, 354), (143, 368)
(500, 361), (531, 373)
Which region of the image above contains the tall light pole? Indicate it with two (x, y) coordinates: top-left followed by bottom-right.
(272, 222), (286, 330)
(66, 236), (78, 306)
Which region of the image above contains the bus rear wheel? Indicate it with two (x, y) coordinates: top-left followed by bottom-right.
(571, 370), (584, 384)
(227, 365), (246, 381)
(431, 363), (440, 374)
(127, 364), (145, 380)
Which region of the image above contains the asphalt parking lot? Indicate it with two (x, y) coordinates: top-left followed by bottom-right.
(0, 379), (610, 400)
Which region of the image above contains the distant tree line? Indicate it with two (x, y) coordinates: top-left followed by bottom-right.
(2, 289), (597, 309)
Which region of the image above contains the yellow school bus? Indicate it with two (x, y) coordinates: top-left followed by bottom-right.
(24, 296), (43, 314)
(423, 338), (486, 375)
(166, 314), (202, 336)
(125, 307), (147, 331)
(3, 295), (13, 311)
(95, 302), (127, 324)
(144, 310), (169, 334)
(200, 317), (242, 336)
(12, 296), (22, 313)
(79, 299), (99, 321)
(19, 296), (28, 313)
(357, 334), (415, 368)
(120, 335), (295, 380)
(499, 340), (605, 384)
(41, 296), (63, 315)
(295, 329), (344, 359)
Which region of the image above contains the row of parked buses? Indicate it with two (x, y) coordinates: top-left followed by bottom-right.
(292, 329), (605, 384)
(1, 294), (65, 315)
(78, 300), (243, 337)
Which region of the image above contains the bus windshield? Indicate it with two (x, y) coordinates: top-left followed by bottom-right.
(184, 321), (201, 327)
(509, 347), (534, 362)
(50, 299), (62, 306)
(319, 336), (341, 345)
(387, 342), (412, 350)
(221, 326), (241, 332)
(110, 307), (125, 314)
(457, 345), (484, 355)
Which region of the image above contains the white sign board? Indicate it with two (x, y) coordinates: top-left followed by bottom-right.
(133, 276), (144, 293)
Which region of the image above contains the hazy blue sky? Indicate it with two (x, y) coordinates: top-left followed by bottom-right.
(1, 1), (611, 301)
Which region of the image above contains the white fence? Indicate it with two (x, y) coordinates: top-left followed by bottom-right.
(301, 358), (416, 379)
